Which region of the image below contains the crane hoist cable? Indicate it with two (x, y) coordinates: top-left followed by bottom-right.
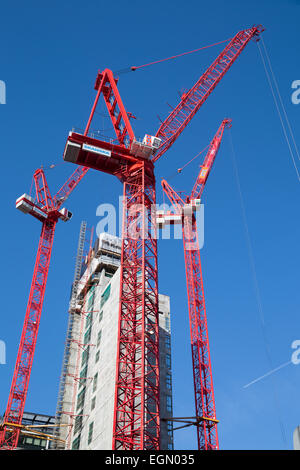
(228, 129), (288, 448)
(130, 37), (232, 71)
(162, 143), (210, 183)
(114, 37), (232, 75)
(177, 143), (210, 173)
(257, 39), (300, 182)
(260, 37), (300, 165)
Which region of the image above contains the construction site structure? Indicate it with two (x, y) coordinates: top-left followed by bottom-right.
(54, 220), (87, 448)
(0, 411), (56, 450)
(63, 25), (263, 450)
(159, 119), (231, 450)
(0, 166), (89, 450)
(55, 230), (173, 450)
(1, 24), (264, 451)
(62, 224), (96, 450)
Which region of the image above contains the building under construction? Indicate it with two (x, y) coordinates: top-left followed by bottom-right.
(0, 412), (56, 450)
(55, 227), (174, 450)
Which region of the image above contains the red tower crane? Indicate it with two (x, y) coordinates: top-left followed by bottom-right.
(0, 165), (89, 450)
(159, 118), (231, 450)
(62, 26), (263, 449)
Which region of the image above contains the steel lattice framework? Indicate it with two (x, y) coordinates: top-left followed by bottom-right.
(0, 166), (89, 450)
(183, 218), (218, 449)
(0, 219), (55, 449)
(65, 225), (94, 450)
(161, 119), (231, 449)
(113, 162), (160, 449)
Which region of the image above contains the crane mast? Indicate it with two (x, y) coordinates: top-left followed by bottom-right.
(113, 161), (159, 450)
(183, 218), (218, 449)
(160, 119), (230, 449)
(68, 69), (161, 449)
(0, 220), (56, 449)
(0, 166), (89, 450)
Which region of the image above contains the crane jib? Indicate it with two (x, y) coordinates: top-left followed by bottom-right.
(153, 26), (263, 162)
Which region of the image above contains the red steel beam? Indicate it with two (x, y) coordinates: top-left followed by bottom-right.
(0, 220), (56, 449)
(183, 216), (218, 449)
(52, 166), (89, 209)
(84, 69), (135, 146)
(191, 118), (231, 200)
(160, 119), (230, 449)
(0, 166), (90, 450)
(113, 161), (160, 449)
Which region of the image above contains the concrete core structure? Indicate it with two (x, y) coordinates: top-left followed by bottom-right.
(55, 231), (174, 450)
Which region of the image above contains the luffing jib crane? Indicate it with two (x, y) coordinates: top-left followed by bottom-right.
(0, 166), (89, 450)
(62, 26), (263, 449)
(159, 119), (231, 450)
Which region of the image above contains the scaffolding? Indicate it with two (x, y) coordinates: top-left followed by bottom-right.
(64, 225), (95, 449)
(54, 221), (87, 448)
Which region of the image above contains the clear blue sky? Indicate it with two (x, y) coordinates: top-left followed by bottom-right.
(0, 0), (299, 450)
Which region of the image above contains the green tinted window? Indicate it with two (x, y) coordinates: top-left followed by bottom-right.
(100, 284), (111, 308)
(84, 327), (91, 345)
(77, 387), (86, 410)
(74, 414), (83, 434)
(88, 422), (94, 445)
(93, 373), (98, 393)
(95, 350), (100, 363)
(97, 330), (102, 348)
(82, 347), (89, 366)
(72, 435), (80, 450)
